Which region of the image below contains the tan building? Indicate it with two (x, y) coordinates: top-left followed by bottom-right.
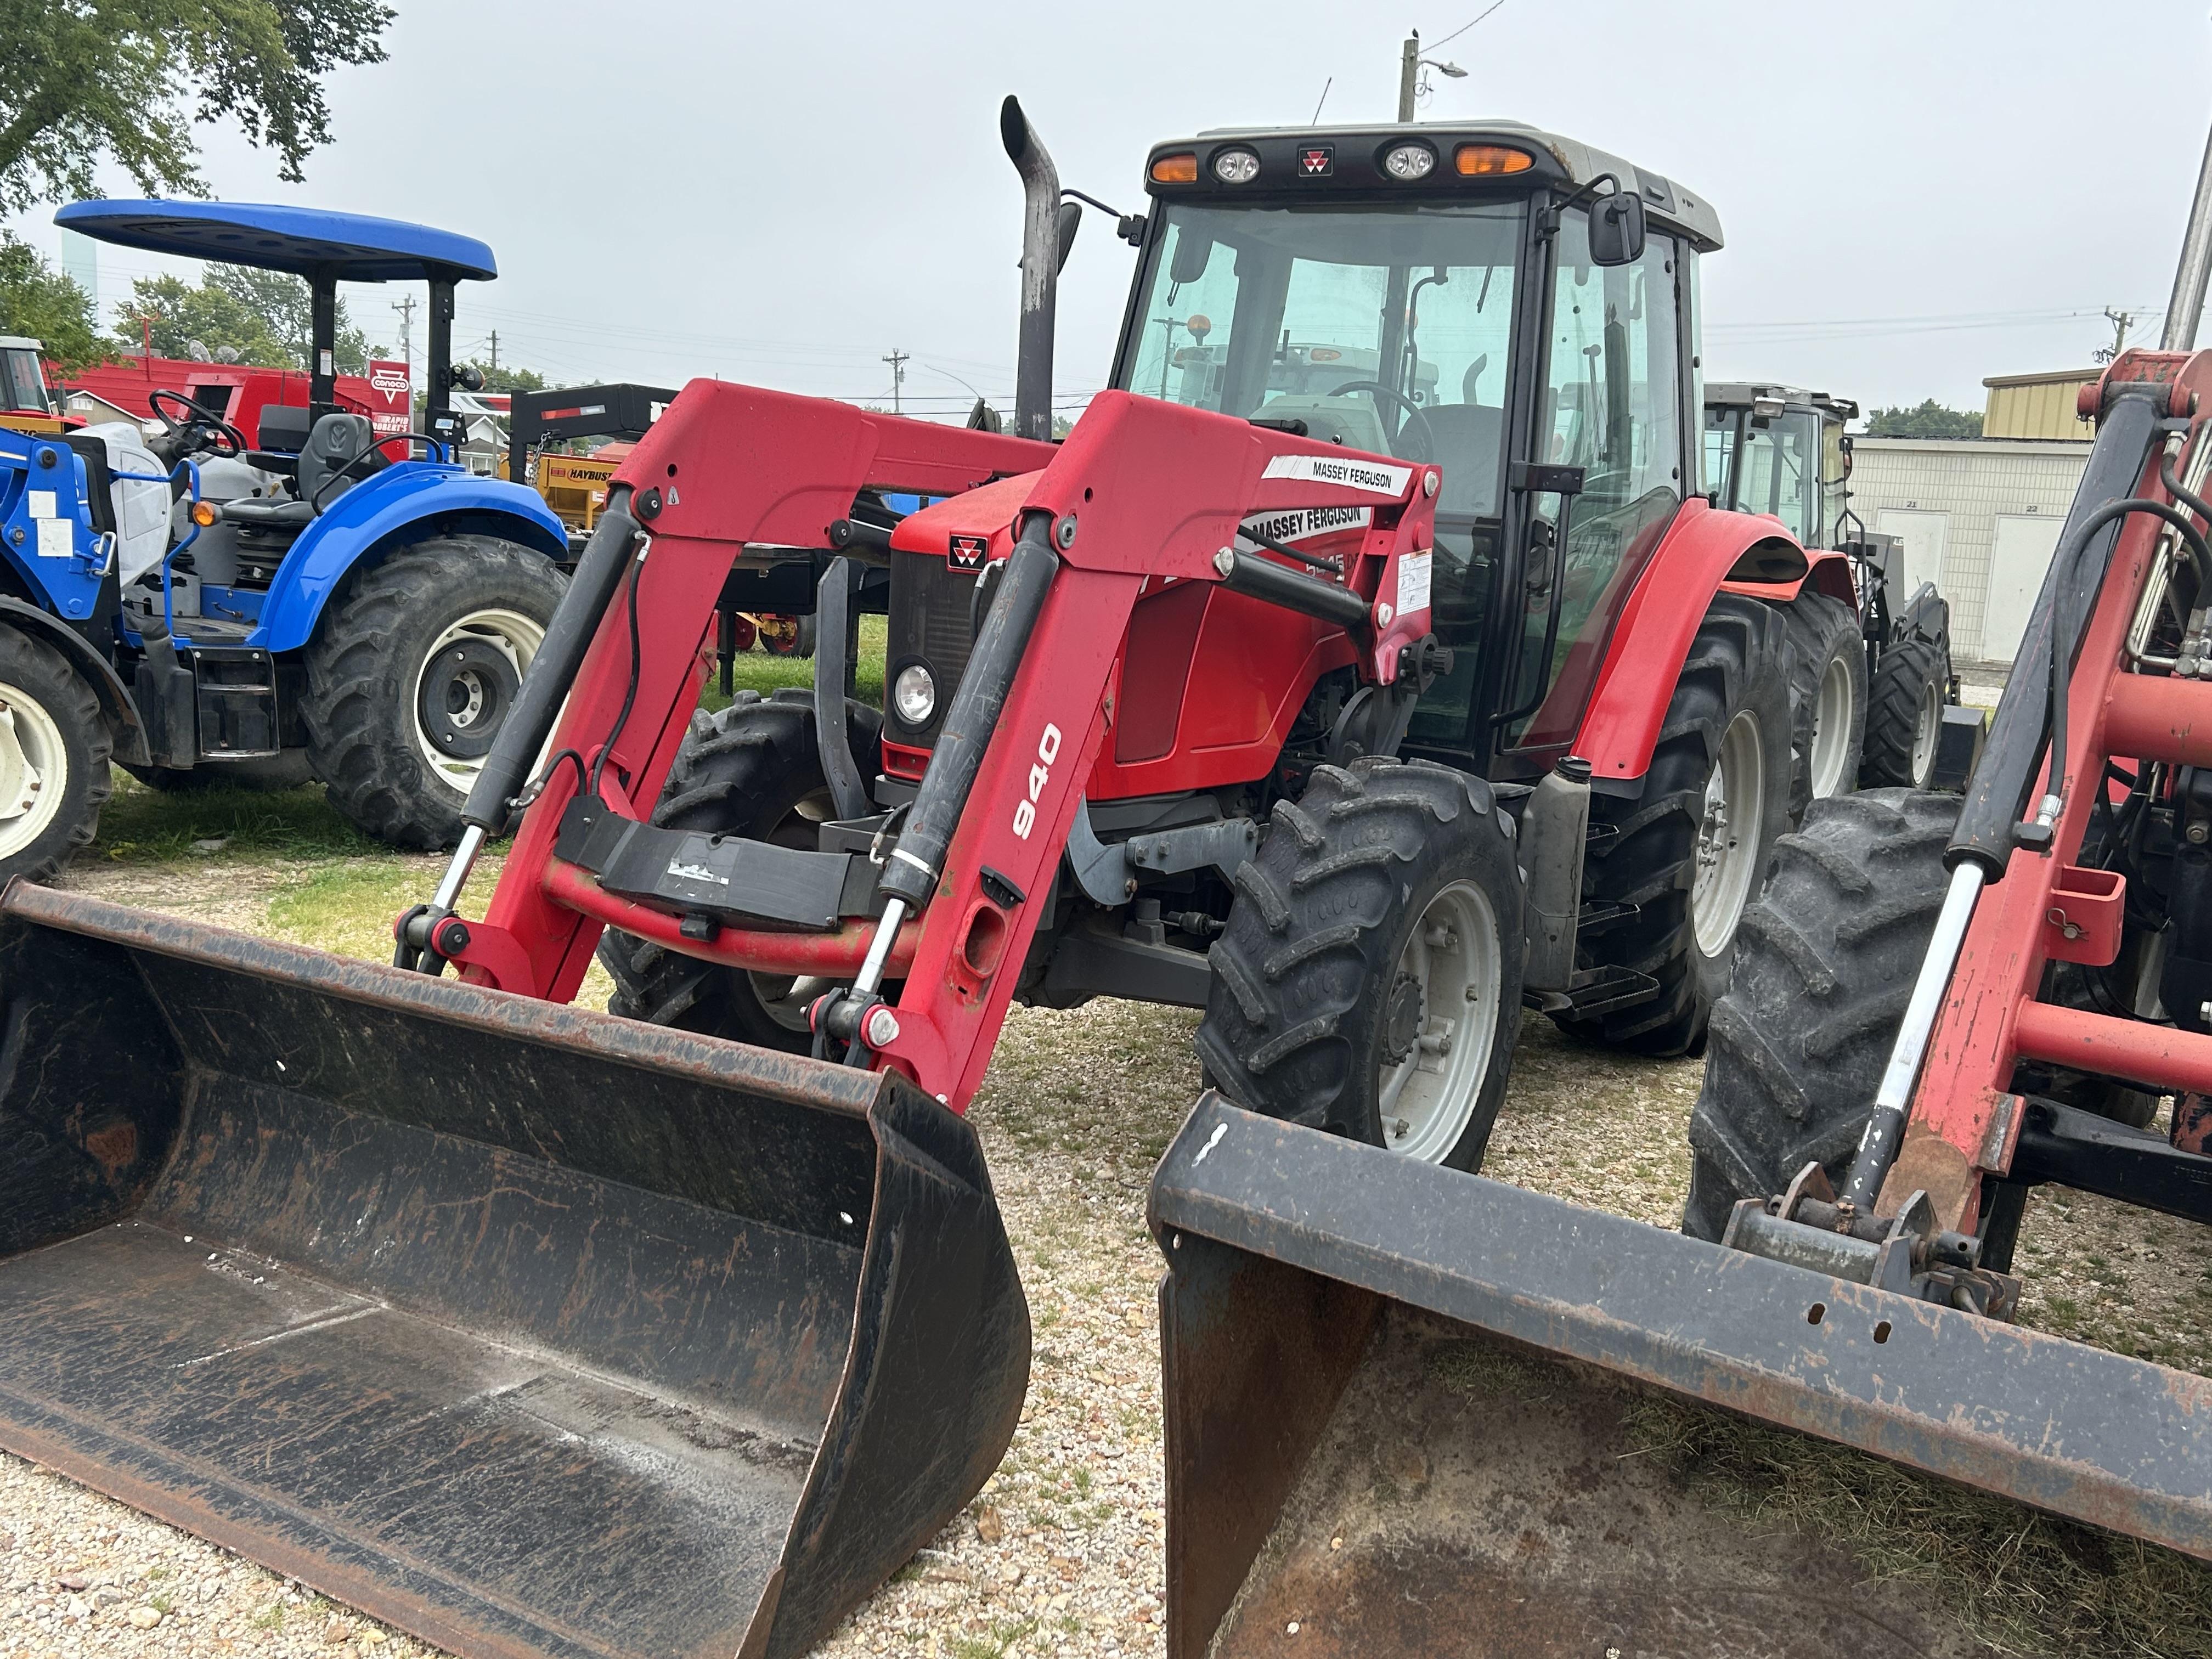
(1982, 369), (2097, 441)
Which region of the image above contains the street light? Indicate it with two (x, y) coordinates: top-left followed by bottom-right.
(1397, 33), (1468, 121)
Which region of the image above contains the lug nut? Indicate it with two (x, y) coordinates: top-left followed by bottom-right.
(864, 1006), (901, 1047)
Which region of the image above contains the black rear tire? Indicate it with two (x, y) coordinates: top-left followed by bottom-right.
(598, 689), (882, 1052)
(1682, 788), (1957, 1241)
(1778, 590), (1866, 824)
(761, 614), (819, 658)
(1561, 594), (1793, 1057)
(1195, 758), (1524, 1171)
(302, 535), (567, 848)
(0, 625), (110, 884)
(1860, 634), (1948, 789)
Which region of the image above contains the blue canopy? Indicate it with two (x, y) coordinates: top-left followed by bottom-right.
(54, 200), (496, 284)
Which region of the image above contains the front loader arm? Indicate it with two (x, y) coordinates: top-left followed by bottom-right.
(426, 385), (1438, 1113)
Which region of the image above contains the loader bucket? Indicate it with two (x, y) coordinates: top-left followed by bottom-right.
(1152, 1094), (2212, 1659)
(0, 882), (1028, 1659)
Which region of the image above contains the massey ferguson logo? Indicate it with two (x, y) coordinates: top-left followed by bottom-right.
(950, 534), (989, 570)
(1299, 145), (1334, 177)
(367, 364), (410, 402)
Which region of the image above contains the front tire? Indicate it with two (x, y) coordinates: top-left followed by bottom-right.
(1195, 758), (1524, 1171)
(1682, 789), (1957, 1239)
(1860, 634), (1948, 789)
(599, 689), (882, 1052)
(302, 535), (567, 848)
(1562, 595), (1793, 1057)
(0, 626), (110, 883)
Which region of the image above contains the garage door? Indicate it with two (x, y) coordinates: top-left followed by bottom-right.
(1983, 512), (2066, 667)
(1873, 507), (1950, 600)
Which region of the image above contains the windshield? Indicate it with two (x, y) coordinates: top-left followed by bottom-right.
(1705, 405), (1820, 544)
(1117, 202), (1522, 519)
(0, 348), (49, 415)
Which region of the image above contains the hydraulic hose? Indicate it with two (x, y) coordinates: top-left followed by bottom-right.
(462, 489), (640, 833)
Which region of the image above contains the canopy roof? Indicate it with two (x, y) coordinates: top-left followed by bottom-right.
(54, 200), (495, 283)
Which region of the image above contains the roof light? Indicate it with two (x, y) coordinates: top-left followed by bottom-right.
(1454, 144), (1534, 177)
(1151, 153), (1198, 184)
(1383, 143), (1436, 182)
(1211, 148), (1261, 185)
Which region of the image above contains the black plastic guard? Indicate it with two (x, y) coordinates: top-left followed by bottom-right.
(0, 881), (1028, 1659)
(1149, 1093), (2212, 1659)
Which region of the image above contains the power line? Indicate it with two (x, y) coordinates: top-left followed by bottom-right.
(1426, 0), (1507, 54)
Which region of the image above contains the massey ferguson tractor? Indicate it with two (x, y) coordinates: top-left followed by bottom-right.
(0, 103), (1926, 1659)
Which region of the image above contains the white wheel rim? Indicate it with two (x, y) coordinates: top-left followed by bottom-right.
(0, 682), (66, 860)
(1692, 709), (1764, 958)
(1374, 879), (1502, 1164)
(1808, 653), (1856, 799)
(1911, 679), (1942, 785)
(410, 607), (548, 795)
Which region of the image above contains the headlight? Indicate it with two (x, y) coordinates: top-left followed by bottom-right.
(1212, 148), (1261, 185)
(1383, 143), (1436, 181)
(893, 663), (936, 726)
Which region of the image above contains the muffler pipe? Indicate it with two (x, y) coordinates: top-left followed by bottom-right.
(462, 489), (642, 836)
(1001, 96), (1060, 444)
(877, 514), (1059, 912)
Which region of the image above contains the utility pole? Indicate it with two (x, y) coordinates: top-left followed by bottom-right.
(391, 294), (416, 379)
(1398, 31), (1419, 122)
(488, 329), (499, 382)
(2098, 307), (2135, 364)
(2165, 110), (2212, 351)
(883, 348), (909, 415)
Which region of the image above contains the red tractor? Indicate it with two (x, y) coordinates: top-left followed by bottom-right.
(0, 103), (1863, 1659)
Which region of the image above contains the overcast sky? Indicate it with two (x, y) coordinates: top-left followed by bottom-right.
(12, 0), (2212, 420)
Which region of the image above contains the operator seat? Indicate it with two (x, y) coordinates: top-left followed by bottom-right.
(1396, 361), (1505, 517)
(221, 413), (379, 531)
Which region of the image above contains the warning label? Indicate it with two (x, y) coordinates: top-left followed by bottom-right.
(1260, 453), (1412, 496)
(1396, 550), (1433, 614)
(1234, 505), (1371, 551)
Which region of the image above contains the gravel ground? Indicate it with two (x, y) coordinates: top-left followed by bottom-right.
(12, 834), (2212, 1658)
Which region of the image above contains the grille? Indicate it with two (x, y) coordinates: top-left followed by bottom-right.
(886, 550), (975, 748)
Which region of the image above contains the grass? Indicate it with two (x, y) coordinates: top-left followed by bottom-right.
(702, 614), (888, 713)
(92, 771), (380, 865)
(1621, 1395), (2212, 1658)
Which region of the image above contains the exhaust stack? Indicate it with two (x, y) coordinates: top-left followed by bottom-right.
(1001, 96), (1060, 443)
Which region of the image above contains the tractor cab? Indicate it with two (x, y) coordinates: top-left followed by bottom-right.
(1111, 122), (1723, 777)
(0, 337), (63, 436)
(1702, 381), (1857, 550)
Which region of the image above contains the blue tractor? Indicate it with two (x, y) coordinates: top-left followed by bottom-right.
(0, 201), (568, 879)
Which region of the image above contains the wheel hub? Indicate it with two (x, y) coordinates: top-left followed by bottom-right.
(0, 702), (40, 821)
(1690, 709), (1765, 959)
(1373, 881), (1502, 1164)
(409, 608), (547, 789)
(1381, 974), (1424, 1066)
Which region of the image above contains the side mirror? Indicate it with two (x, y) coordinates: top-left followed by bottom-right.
(1168, 230), (1214, 286)
(1056, 200), (1082, 274)
(1588, 190), (1646, 267)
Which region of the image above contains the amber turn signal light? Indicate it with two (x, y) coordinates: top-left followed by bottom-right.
(190, 500), (219, 527)
(1150, 153), (1199, 184)
(1455, 144), (1534, 176)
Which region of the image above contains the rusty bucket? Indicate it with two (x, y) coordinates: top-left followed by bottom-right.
(1151, 1093), (2212, 1659)
(0, 882), (1027, 1659)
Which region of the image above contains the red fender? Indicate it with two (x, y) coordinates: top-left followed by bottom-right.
(1570, 498), (1820, 788)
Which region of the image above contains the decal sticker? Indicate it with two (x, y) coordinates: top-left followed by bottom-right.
(1299, 144), (1335, 177)
(667, 859), (727, 885)
(950, 534), (989, 570)
(1012, 723), (1063, 840)
(1235, 505), (1371, 550)
(1396, 549), (1433, 614)
(35, 518), (72, 558)
(1260, 454), (1412, 496)
(26, 490), (54, 520)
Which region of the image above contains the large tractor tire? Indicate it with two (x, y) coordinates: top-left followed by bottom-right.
(1561, 594), (1792, 1057)
(1860, 633), (1949, 789)
(1778, 589), (1865, 823)
(1195, 758), (1524, 1171)
(302, 536), (567, 848)
(1681, 788), (1957, 1241)
(599, 689), (883, 1052)
(0, 625), (110, 884)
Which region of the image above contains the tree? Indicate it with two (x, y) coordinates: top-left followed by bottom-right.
(1865, 399), (1983, 440)
(113, 264), (378, 370)
(0, 233), (104, 371)
(0, 0), (394, 213)
(462, 360), (546, 396)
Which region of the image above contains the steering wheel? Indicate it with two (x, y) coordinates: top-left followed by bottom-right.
(1324, 380), (1425, 422)
(148, 390), (246, 458)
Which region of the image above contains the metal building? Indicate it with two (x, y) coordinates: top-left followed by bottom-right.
(1982, 369), (2097, 441)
